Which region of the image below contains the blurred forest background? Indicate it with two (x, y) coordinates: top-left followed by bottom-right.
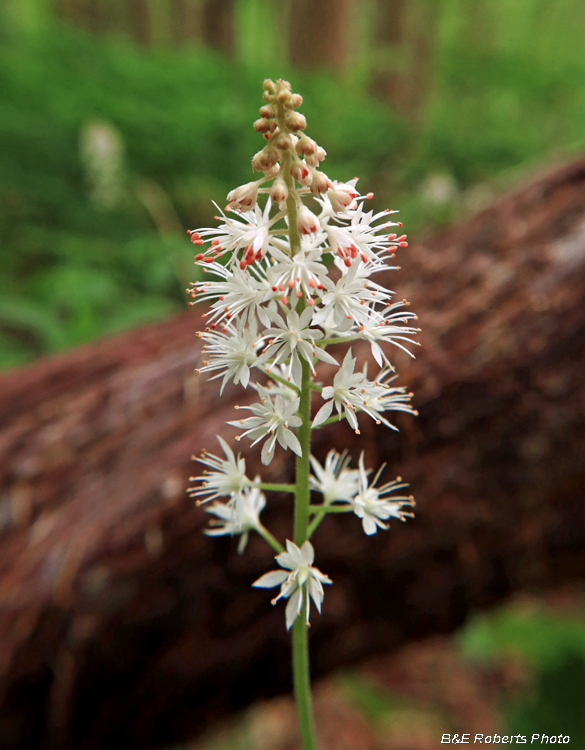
(2, 0), (585, 747)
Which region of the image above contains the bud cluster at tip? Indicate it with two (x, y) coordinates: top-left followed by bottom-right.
(225, 78), (342, 213)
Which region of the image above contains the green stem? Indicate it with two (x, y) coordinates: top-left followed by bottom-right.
(307, 511), (326, 539)
(257, 524), (284, 554)
(307, 505), (353, 538)
(292, 600), (317, 750)
(256, 482), (296, 493)
(308, 504), (353, 513)
(316, 335), (360, 347)
(279, 101), (317, 750)
(265, 370), (301, 394)
(310, 413), (347, 430)
(294, 356), (312, 545)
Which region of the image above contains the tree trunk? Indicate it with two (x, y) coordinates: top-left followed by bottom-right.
(1, 157), (585, 749)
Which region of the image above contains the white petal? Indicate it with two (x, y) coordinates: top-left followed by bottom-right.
(312, 400), (334, 428)
(285, 587), (303, 630)
(280, 428), (303, 457)
(362, 515), (378, 535)
(309, 578), (323, 612)
(300, 540), (315, 565)
(314, 347), (339, 366)
(253, 570), (290, 588)
(290, 352), (303, 388)
(261, 436), (276, 465)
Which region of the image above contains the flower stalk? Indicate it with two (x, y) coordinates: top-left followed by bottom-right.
(187, 78), (420, 750)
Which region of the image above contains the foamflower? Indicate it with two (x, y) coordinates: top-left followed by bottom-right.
(189, 436), (251, 505)
(253, 540), (332, 629)
(204, 484), (266, 553)
(229, 384), (302, 464)
(352, 453), (415, 535)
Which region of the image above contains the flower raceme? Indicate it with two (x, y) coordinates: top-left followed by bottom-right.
(188, 78), (420, 632)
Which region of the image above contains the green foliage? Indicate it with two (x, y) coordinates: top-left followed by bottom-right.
(4, 0), (585, 367)
(459, 598), (585, 743)
(0, 22), (403, 367)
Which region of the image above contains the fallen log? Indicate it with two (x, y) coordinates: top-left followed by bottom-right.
(1, 157), (585, 749)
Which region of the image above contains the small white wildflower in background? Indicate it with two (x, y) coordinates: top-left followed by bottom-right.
(253, 540), (332, 629)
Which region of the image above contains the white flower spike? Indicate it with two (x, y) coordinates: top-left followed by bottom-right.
(188, 78), (419, 648)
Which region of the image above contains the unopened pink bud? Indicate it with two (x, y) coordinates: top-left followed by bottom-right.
(327, 182), (358, 212)
(227, 181), (259, 208)
(310, 171), (332, 195)
(254, 118), (276, 133)
(285, 112), (307, 132)
(269, 177), (288, 203)
(275, 133), (293, 151)
(297, 205), (320, 235)
(259, 104), (277, 119)
(315, 147), (327, 162)
(252, 147), (279, 172)
(290, 94), (303, 108)
(295, 135), (318, 156)
(290, 161), (311, 185)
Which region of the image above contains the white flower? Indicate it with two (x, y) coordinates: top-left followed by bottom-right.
(253, 540), (332, 629)
(357, 301), (420, 367)
(256, 306), (337, 387)
(311, 261), (392, 329)
(228, 384), (302, 465)
(204, 484), (266, 553)
(190, 263), (274, 328)
(309, 450), (359, 505)
(312, 349), (365, 432)
(352, 453), (415, 535)
(196, 318), (263, 393)
(189, 436), (251, 505)
(266, 246), (329, 306)
(341, 202), (403, 264)
(193, 199), (283, 268)
(357, 367), (417, 429)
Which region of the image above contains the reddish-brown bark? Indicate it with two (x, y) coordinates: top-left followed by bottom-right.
(1, 157), (585, 749)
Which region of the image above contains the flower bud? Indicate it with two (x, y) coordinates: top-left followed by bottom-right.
(304, 154), (319, 167)
(295, 134), (318, 156)
(259, 104), (277, 119)
(327, 181), (359, 212)
(227, 181), (259, 208)
(270, 177), (288, 203)
(290, 160), (311, 185)
(285, 112), (307, 132)
(254, 118), (277, 133)
(315, 147), (327, 162)
(252, 147), (279, 172)
(278, 89), (293, 107)
(297, 205), (320, 235)
(275, 133), (293, 151)
(263, 79), (276, 94)
(310, 170), (332, 195)
(290, 94), (303, 108)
